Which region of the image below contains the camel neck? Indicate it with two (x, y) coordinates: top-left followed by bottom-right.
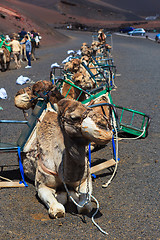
(62, 135), (87, 182)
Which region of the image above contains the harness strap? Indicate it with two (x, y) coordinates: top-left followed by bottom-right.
(38, 158), (58, 176)
(17, 146), (28, 187)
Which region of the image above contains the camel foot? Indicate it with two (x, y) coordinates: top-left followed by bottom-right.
(48, 203), (65, 219)
(77, 201), (93, 215)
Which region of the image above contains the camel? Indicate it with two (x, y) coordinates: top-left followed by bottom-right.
(15, 78), (110, 122)
(81, 42), (91, 57)
(98, 29), (106, 44)
(90, 40), (102, 56)
(15, 80), (111, 152)
(14, 78), (95, 113)
(20, 37), (28, 62)
(21, 98), (113, 218)
(31, 39), (36, 61)
(64, 57), (95, 81)
(63, 56), (108, 89)
(14, 80), (61, 120)
(0, 46), (11, 71)
(20, 36), (36, 62)
(91, 39), (112, 59)
(64, 58), (81, 73)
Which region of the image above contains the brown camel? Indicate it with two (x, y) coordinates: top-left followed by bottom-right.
(0, 46), (11, 72)
(21, 98), (113, 218)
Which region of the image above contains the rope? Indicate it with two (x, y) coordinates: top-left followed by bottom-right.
(63, 180), (108, 235)
(102, 100), (119, 188)
(0, 175), (13, 182)
(63, 180), (90, 208)
(116, 126), (146, 141)
(91, 194), (108, 235)
(102, 129), (119, 188)
(62, 160), (108, 235)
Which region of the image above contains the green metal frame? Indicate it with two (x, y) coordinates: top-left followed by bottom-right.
(112, 105), (151, 138)
(54, 77), (150, 138)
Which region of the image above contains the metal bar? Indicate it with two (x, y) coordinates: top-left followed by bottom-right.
(113, 104), (148, 117)
(76, 90), (83, 101)
(0, 120), (28, 124)
(82, 88), (108, 104)
(120, 109), (124, 123)
(141, 116), (145, 130)
(130, 112), (135, 125)
(65, 86), (73, 98)
(62, 78), (92, 96)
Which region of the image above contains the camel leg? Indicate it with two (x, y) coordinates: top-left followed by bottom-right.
(6, 61), (10, 70)
(1, 62), (5, 72)
(56, 192), (68, 205)
(37, 185), (66, 218)
(75, 175), (93, 214)
(31, 53), (36, 61)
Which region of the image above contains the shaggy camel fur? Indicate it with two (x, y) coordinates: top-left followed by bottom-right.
(21, 98), (113, 218)
(63, 58), (96, 100)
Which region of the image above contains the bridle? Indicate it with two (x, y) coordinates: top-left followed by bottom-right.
(59, 107), (93, 127)
(59, 103), (116, 132)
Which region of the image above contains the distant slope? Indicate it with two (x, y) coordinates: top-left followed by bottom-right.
(15, 0), (160, 20)
(0, 0), (160, 46)
(0, 0), (69, 46)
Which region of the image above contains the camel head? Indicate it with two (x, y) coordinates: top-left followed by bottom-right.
(57, 98), (113, 145)
(64, 59), (81, 73)
(80, 55), (90, 66)
(14, 80), (62, 111)
(14, 86), (33, 110)
(72, 72), (95, 90)
(90, 41), (101, 51)
(81, 43), (91, 57)
(32, 80), (53, 97)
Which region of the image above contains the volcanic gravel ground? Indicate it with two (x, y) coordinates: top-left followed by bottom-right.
(0, 31), (159, 240)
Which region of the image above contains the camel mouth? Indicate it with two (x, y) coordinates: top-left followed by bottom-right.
(81, 117), (113, 145)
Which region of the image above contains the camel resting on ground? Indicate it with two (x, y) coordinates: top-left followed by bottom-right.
(21, 98), (113, 218)
(14, 80), (110, 119)
(14, 80), (112, 156)
(14, 80), (55, 117)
